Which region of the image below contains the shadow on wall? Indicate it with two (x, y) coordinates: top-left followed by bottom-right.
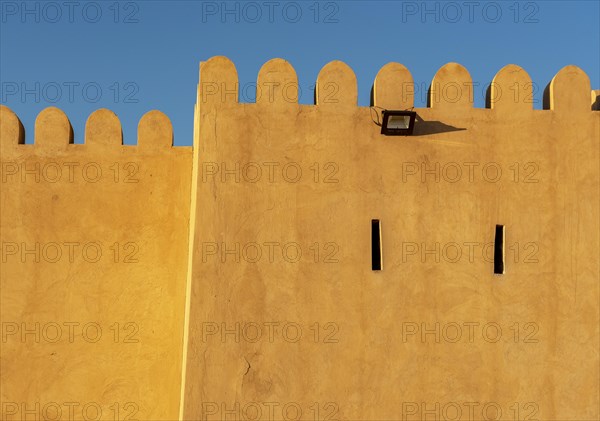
(367, 106), (466, 136)
(543, 84), (551, 109)
(593, 93), (600, 111)
(368, 86), (466, 136)
(412, 114), (466, 136)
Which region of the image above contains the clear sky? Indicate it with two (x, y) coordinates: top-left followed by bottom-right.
(1, 0), (599, 145)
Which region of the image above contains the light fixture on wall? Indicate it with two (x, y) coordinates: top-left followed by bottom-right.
(381, 110), (416, 136)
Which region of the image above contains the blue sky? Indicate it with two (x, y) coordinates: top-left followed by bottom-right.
(1, 0), (599, 145)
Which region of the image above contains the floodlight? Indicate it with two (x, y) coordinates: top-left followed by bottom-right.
(381, 110), (416, 136)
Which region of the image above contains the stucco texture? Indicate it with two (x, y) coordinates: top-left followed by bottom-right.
(1, 107), (191, 420)
(182, 58), (600, 420)
(1, 56), (599, 420)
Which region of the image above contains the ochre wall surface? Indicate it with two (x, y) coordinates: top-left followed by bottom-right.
(182, 58), (600, 420)
(1, 56), (599, 421)
(0, 107), (192, 420)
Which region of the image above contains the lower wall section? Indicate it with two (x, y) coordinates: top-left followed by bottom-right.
(182, 101), (600, 420)
(0, 139), (193, 420)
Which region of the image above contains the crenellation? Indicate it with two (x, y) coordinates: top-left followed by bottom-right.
(428, 62), (474, 109)
(3, 60), (597, 153)
(256, 58), (298, 106)
(373, 62), (414, 110)
(138, 110), (174, 148)
(194, 57), (598, 113)
(85, 108), (123, 146)
(548, 65), (591, 113)
(0, 105), (25, 148)
(489, 64), (533, 112)
(34, 107), (73, 148)
(316, 60), (357, 107)
(0, 107), (177, 149)
(198, 56), (239, 107)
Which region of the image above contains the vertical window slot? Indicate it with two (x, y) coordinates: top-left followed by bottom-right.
(372, 219), (382, 271)
(494, 225), (505, 275)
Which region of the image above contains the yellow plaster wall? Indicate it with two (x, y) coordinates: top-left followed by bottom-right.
(182, 57), (600, 420)
(0, 107), (192, 420)
(1, 56), (598, 421)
